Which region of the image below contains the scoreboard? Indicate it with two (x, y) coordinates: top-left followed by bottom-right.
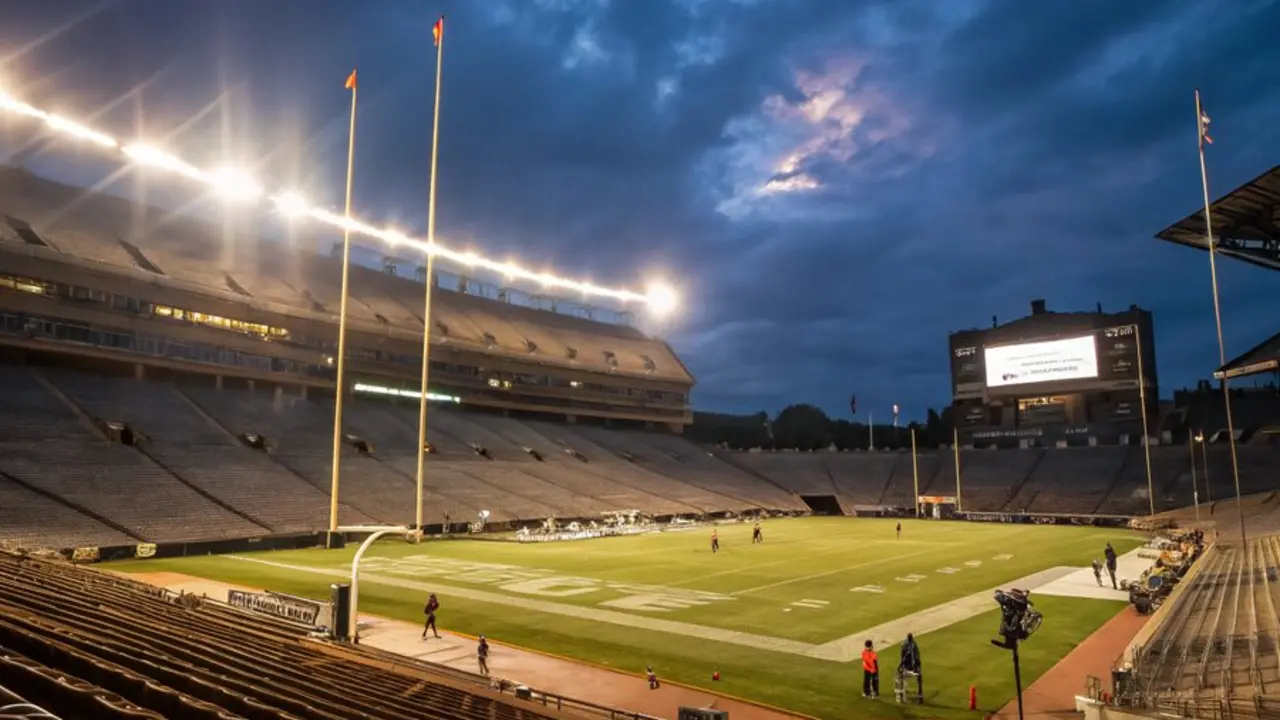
(950, 319), (1151, 401)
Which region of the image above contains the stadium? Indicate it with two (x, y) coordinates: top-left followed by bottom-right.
(1, 48), (1279, 720)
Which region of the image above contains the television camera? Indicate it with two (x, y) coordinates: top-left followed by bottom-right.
(992, 588), (1043, 649)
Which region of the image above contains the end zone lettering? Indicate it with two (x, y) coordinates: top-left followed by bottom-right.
(355, 556), (734, 613)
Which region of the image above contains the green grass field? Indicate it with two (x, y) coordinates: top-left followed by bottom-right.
(109, 518), (1142, 719)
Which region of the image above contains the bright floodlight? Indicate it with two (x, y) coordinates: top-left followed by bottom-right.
(646, 282), (679, 316)
(210, 166), (263, 201)
(273, 191), (310, 218)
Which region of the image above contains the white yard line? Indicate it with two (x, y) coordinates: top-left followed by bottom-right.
(729, 546), (940, 596)
(804, 566), (1079, 661)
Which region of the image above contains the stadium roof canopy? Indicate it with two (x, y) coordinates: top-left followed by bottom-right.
(1156, 164), (1280, 272)
(1215, 330), (1280, 380)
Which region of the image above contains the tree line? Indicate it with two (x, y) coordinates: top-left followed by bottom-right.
(686, 404), (959, 451)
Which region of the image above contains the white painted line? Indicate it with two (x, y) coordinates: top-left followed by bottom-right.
(964, 561), (983, 568)
(729, 546), (939, 596)
(993, 554), (1013, 560)
(895, 574), (928, 583)
(936, 567), (960, 574)
(851, 585), (885, 594)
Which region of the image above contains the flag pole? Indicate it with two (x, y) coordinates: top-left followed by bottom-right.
(327, 69), (359, 536)
(868, 412), (873, 452)
(1194, 88), (1245, 547)
(414, 16), (446, 531)
(910, 427), (919, 518)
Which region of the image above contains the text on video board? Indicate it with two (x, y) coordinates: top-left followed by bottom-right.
(984, 335), (1099, 388)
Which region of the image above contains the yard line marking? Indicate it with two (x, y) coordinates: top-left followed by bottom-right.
(993, 554), (1014, 560)
(850, 585), (885, 594)
(964, 561), (983, 568)
(728, 546), (939, 596)
(895, 574), (928, 583)
(807, 565), (1079, 661)
(662, 538), (905, 588)
(224, 555), (821, 657)
(935, 567), (960, 574)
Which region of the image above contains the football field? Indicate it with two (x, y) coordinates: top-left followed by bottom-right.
(109, 517), (1144, 718)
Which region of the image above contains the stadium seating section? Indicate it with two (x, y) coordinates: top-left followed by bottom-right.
(0, 167), (687, 384)
(2, 362), (1278, 551)
(1128, 496), (1280, 708)
(0, 552), (568, 719)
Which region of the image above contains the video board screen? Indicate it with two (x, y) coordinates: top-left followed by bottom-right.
(984, 335), (1099, 388)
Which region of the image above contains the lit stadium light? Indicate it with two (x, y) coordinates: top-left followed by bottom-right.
(645, 282), (679, 316)
(0, 88), (660, 307)
(273, 191), (310, 218)
(210, 166), (263, 201)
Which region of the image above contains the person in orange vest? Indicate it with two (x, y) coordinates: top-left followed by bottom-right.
(861, 639), (879, 699)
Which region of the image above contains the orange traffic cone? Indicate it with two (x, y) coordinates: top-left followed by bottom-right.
(969, 685), (977, 710)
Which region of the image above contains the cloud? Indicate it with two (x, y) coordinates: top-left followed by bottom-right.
(701, 54), (930, 222)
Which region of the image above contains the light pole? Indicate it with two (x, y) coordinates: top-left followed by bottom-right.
(1188, 435), (1200, 522)
(1196, 431), (1212, 504)
(1131, 324), (1155, 517)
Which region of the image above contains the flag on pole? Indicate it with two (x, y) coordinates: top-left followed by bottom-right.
(849, 394), (857, 416)
(1198, 108), (1212, 147)
(892, 403), (900, 427)
(433, 16), (444, 47)
(345, 69), (357, 90)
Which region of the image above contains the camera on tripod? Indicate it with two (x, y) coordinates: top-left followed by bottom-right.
(991, 588), (1043, 649)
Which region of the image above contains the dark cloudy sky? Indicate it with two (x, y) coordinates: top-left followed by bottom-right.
(2, 0), (1277, 421)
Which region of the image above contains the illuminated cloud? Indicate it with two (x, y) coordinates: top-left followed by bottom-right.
(702, 54), (926, 221)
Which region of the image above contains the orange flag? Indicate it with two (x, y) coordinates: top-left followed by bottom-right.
(345, 69), (357, 90)
(432, 16), (444, 47)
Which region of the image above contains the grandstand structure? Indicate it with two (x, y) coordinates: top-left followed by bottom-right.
(0, 551), (587, 719)
(1, 165), (1277, 556)
(1099, 164), (1280, 718)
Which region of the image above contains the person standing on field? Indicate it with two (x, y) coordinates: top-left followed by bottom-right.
(861, 639), (879, 699)
(1104, 543), (1118, 589)
(422, 593), (440, 639)
(896, 522), (902, 540)
(711, 529), (720, 553)
(752, 522), (763, 544)
(477, 635), (490, 675)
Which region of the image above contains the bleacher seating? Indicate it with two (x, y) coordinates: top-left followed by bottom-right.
(5, 359), (1280, 551)
(0, 552), (569, 720)
(1129, 530), (1280, 704)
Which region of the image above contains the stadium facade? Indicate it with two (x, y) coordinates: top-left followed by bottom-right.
(0, 166), (693, 428)
(949, 298), (1157, 446)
